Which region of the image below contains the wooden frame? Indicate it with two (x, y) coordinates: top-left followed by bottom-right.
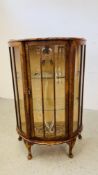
(8, 37), (86, 160)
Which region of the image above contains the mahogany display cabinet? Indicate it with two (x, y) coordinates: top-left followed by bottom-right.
(8, 37), (86, 160)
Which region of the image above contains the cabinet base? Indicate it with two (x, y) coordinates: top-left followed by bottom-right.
(18, 136), (82, 160)
(17, 128), (82, 160)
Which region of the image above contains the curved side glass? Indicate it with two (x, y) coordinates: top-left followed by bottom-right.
(73, 46), (81, 132)
(14, 47), (26, 133)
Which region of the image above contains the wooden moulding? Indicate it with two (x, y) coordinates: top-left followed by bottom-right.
(8, 37), (86, 43)
(16, 125), (82, 144)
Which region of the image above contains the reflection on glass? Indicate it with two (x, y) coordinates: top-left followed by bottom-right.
(14, 47), (26, 133)
(73, 46), (81, 132)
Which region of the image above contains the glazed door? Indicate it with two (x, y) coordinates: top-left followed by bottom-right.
(26, 41), (69, 139)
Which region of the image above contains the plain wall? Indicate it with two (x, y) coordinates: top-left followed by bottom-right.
(0, 0), (98, 110)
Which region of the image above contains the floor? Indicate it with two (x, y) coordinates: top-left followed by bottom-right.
(0, 98), (98, 175)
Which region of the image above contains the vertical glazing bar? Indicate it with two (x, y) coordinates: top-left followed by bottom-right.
(53, 46), (56, 136)
(40, 49), (45, 138)
(12, 47), (22, 131)
(65, 43), (69, 138)
(26, 45), (35, 137)
(9, 47), (19, 128)
(81, 45), (86, 126)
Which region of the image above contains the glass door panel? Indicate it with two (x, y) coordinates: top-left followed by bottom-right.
(29, 44), (66, 138)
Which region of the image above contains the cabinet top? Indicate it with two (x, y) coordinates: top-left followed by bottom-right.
(8, 37), (86, 44)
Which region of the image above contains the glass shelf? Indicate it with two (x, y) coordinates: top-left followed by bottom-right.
(33, 108), (65, 111)
(17, 71), (80, 80)
(16, 72), (65, 79)
(31, 72), (65, 79)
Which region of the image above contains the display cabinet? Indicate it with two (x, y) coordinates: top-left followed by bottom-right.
(9, 37), (86, 159)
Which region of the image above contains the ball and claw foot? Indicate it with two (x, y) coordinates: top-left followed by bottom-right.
(18, 136), (22, 141)
(78, 134), (82, 140)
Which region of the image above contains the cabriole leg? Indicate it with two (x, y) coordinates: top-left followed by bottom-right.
(24, 140), (32, 160)
(27, 144), (32, 160)
(67, 138), (76, 158)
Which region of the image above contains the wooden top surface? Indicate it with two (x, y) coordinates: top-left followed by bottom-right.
(8, 37), (86, 43)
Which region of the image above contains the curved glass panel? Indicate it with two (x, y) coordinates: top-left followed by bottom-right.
(14, 47), (26, 133)
(73, 46), (81, 132)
